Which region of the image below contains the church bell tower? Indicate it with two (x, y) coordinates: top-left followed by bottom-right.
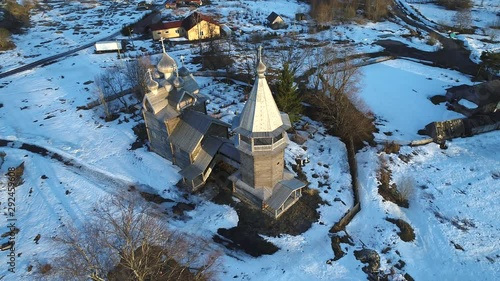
(230, 47), (305, 218)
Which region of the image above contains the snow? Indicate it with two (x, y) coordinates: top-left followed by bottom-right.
(358, 59), (470, 141)
(0, 0), (499, 280)
(353, 130), (500, 281)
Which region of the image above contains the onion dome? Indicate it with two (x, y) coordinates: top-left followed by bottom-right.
(178, 66), (190, 77)
(173, 77), (183, 88)
(157, 53), (176, 74)
(147, 77), (159, 93)
(256, 60), (267, 78)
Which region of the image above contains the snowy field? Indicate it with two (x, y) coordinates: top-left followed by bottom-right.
(0, 0), (499, 280)
(359, 59), (470, 141)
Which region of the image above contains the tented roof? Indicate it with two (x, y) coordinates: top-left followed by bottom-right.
(233, 57), (290, 138)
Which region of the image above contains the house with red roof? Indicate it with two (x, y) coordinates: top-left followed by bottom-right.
(151, 12), (220, 41)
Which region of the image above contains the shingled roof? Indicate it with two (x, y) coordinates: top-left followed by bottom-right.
(265, 179), (305, 211)
(233, 53), (290, 138)
(150, 20), (183, 31)
(267, 12), (281, 23)
(169, 110), (229, 153)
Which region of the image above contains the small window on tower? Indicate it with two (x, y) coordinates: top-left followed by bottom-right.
(273, 134), (283, 143)
(254, 137), (272, 145)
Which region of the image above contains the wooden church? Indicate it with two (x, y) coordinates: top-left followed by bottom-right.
(142, 45), (305, 218)
(142, 42), (230, 191)
(229, 48), (305, 218)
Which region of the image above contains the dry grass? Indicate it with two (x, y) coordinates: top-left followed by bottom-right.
(397, 176), (415, 202)
(426, 32), (439, 46)
(38, 263), (52, 275)
(385, 218), (415, 242)
(377, 157), (409, 208)
(382, 141), (401, 154)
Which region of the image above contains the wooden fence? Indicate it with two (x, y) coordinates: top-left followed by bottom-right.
(79, 86), (139, 110)
(330, 139), (361, 233)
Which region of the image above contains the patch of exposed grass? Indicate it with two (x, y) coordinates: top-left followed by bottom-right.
(382, 141), (400, 154)
(377, 157), (409, 208)
(385, 218), (415, 242)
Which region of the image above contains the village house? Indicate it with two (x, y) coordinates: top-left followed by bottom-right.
(151, 12), (220, 41)
(142, 46), (305, 218)
(151, 20), (184, 40)
(267, 12), (287, 30)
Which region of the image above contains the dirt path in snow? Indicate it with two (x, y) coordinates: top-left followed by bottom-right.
(377, 1), (483, 78)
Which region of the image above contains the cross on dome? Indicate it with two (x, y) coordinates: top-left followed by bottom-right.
(159, 37), (166, 54)
(256, 45), (266, 78)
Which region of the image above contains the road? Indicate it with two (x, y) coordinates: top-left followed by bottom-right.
(0, 2), (484, 80)
(0, 5), (164, 80)
(377, 0), (482, 77)
(0, 31), (122, 80)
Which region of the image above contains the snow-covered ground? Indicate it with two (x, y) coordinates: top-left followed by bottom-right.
(0, 0), (499, 280)
(353, 130), (500, 281)
(359, 59), (471, 141)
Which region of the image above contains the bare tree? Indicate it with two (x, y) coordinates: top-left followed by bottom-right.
(123, 56), (151, 100)
(95, 66), (130, 108)
(94, 63), (136, 119)
(364, 0), (391, 22)
(310, 46), (374, 145)
(94, 79), (112, 120)
(53, 193), (220, 281)
(277, 38), (312, 75)
(454, 8), (472, 32)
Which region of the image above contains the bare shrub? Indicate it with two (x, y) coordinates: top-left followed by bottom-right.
(310, 0), (391, 23)
(486, 22), (499, 41)
(364, 0), (392, 22)
(38, 263), (53, 275)
(0, 28), (16, 50)
(1, 0), (33, 33)
(382, 141), (400, 154)
(453, 9), (473, 33)
(377, 156), (391, 188)
(310, 0), (335, 24)
(377, 157), (409, 208)
(397, 176), (415, 202)
(490, 17), (500, 29)
(426, 32), (439, 46)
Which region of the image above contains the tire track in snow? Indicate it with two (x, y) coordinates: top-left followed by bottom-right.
(0, 138), (158, 197)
